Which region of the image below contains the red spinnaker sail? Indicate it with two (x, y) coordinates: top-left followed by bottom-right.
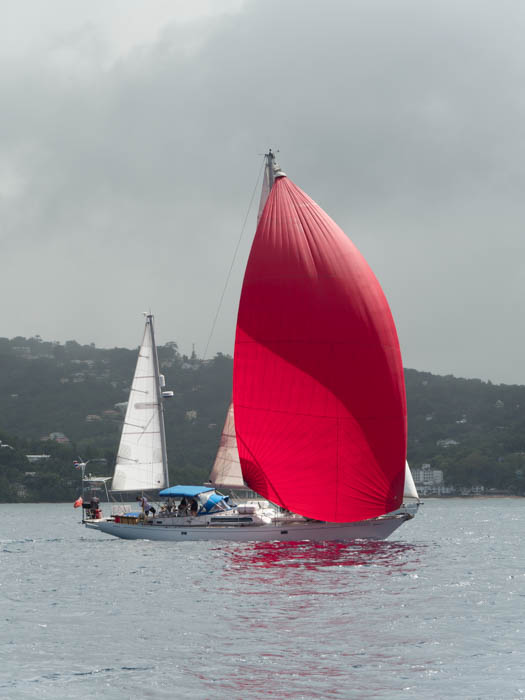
(233, 176), (406, 522)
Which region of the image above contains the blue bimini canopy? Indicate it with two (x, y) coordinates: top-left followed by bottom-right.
(158, 485), (215, 498)
(202, 492), (228, 513)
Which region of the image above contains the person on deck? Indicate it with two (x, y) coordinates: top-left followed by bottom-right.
(178, 497), (188, 516)
(90, 495), (100, 517)
(136, 495), (156, 516)
(189, 499), (199, 516)
(82, 494), (100, 518)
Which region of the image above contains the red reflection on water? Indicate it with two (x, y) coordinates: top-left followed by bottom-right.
(201, 540), (422, 697)
(217, 539), (420, 572)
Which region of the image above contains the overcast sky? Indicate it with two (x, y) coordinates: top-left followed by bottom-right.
(1, 0), (525, 384)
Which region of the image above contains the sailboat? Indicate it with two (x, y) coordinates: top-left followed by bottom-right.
(82, 313), (173, 526)
(85, 152), (419, 542)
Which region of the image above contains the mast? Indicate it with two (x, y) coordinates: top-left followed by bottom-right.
(148, 313), (169, 489)
(257, 149), (286, 223)
(267, 150), (276, 191)
(209, 150), (286, 491)
(267, 149), (286, 182)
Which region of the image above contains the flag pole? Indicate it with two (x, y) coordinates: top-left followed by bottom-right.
(78, 458), (88, 523)
(81, 460), (85, 523)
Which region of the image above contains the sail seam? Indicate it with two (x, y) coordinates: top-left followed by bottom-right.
(233, 403), (402, 422)
(236, 431), (286, 507)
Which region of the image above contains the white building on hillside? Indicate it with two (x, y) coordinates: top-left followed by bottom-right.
(412, 463), (454, 495)
(413, 463), (443, 486)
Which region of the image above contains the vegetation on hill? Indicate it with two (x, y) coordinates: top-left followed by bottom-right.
(405, 369), (525, 493)
(0, 335), (230, 502)
(0, 335), (524, 501)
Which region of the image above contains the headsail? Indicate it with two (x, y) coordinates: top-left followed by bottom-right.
(112, 314), (169, 492)
(404, 461), (419, 500)
(233, 169), (407, 522)
(208, 402), (245, 489)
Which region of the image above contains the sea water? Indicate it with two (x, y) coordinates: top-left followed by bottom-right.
(0, 498), (524, 699)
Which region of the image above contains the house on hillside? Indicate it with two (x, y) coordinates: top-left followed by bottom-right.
(12, 346), (31, 357)
(26, 454), (51, 463)
(436, 438), (459, 448)
(41, 432), (70, 444)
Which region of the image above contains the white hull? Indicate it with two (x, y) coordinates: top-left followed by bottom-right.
(84, 512), (412, 542)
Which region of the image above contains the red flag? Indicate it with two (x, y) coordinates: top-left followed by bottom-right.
(73, 496), (83, 509)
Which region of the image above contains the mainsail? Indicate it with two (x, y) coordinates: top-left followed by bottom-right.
(233, 166), (407, 522)
(112, 314), (169, 492)
(208, 403), (245, 489)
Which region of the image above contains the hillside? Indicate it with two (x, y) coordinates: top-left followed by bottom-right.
(405, 369), (525, 492)
(0, 335), (524, 501)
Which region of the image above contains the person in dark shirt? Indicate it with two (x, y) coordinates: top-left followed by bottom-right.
(82, 494), (100, 518)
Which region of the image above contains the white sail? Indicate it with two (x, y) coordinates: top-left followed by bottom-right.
(208, 402), (245, 489)
(404, 461), (419, 500)
(112, 315), (168, 492)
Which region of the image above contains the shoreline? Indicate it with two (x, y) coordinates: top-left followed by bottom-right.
(1, 494), (524, 506)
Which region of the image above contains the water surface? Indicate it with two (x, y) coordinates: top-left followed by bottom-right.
(1, 499), (524, 698)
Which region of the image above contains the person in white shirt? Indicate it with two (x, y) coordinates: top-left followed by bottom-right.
(136, 495), (156, 516)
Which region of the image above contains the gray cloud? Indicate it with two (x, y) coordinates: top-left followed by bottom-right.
(1, 0), (525, 382)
